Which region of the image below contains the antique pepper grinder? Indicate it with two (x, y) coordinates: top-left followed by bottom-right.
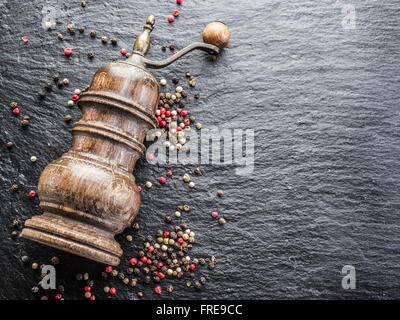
(21, 17), (230, 266)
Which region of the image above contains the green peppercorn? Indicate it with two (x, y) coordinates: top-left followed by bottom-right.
(185, 280), (192, 287)
(111, 269), (118, 277)
(122, 277), (129, 285)
(183, 205), (190, 212)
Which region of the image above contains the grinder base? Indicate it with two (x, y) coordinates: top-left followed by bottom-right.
(21, 214), (123, 266)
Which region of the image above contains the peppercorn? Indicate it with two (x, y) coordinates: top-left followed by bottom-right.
(5, 141), (13, 149)
(31, 286), (39, 294)
(101, 36), (108, 43)
(126, 234), (133, 242)
(57, 81), (64, 88)
(38, 91), (45, 99)
(137, 291), (144, 297)
(83, 273), (90, 280)
(165, 215), (173, 223)
(130, 278), (138, 287)
(63, 78), (69, 85)
(189, 79), (196, 87)
(11, 231), (18, 237)
(194, 93), (200, 99)
(51, 256), (60, 265)
(21, 119), (30, 127)
(200, 276), (207, 284)
(64, 114), (72, 122)
(182, 173), (191, 183)
(40, 296), (48, 300)
(21, 255), (29, 263)
(87, 51), (94, 59)
(183, 205), (190, 212)
(132, 223), (140, 230)
(44, 82), (52, 91)
(145, 181), (152, 188)
(218, 217), (226, 225)
(79, 26), (85, 33)
(75, 273), (83, 280)
(111, 38), (118, 45)
(31, 262), (39, 270)
(90, 30), (96, 37)
(217, 190), (224, 197)
(109, 287), (117, 295)
(111, 269), (118, 277)
(172, 76), (179, 84)
(161, 45), (167, 52)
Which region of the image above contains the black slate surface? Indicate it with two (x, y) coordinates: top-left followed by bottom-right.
(1, 0), (400, 300)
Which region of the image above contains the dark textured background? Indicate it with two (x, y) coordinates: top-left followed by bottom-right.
(1, 0), (400, 300)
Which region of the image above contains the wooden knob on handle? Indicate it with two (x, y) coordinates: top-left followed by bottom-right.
(202, 21), (230, 49)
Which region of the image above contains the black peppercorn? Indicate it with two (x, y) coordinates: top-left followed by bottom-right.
(50, 256), (60, 265)
(57, 81), (64, 88)
(44, 82), (52, 91)
(111, 38), (118, 45)
(169, 44), (176, 51)
(79, 26), (85, 33)
(87, 51), (94, 59)
(80, 1), (86, 7)
(194, 93), (200, 99)
(64, 114), (72, 122)
(172, 76), (179, 84)
(90, 30), (96, 37)
(53, 74), (60, 82)
(5, 141), (13, 149)
(38, 91), (45, 99)
(165, 215), (173, 223)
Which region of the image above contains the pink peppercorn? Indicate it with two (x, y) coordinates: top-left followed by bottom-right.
(180, 110), (188, 116)
(157, 262), (164, 269)
(140, 256), (148, 263)
(176, 127), (182, 132)
(12, 108), (20, 115)
(84, 286), (91, 292)
(159, 177), (166, 184)
(71, 94), (79, 101)
(167, 16), (174, 23)
(21, 36), (28, 43)
(160, 120), (167, 127)
(154, 286), (162, 294)
(120, 48), (127, 55)
(189, 264), (196, 271)
(28, 190), (36, 198)
(105, 266), (113, 273)
(130, 258), (138, 265)
(176, 0), (182, 4)
(109, 287), (117, 295)
(137, 186), (142, 192)
(177, 237), (184, 244)
(172, 10), (180, 17)
(163, 231), (170, 238)
(156, 272), (165, 279)
(64, 48), (72, 55)
(55, 294), (63, 300)
(90, 295), (96, 300)
(211, 211), (219, 218)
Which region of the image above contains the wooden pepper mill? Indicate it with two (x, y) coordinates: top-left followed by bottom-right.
(21, 17), (230, 266)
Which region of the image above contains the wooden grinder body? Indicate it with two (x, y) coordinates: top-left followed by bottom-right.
(22, 61), (159, 266)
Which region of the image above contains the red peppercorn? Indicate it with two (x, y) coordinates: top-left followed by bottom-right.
(21, 36), (28, 43)
(180, 110), (188, 116)
(176, 127), (182, 132)
(184, 119), (191, 126)
(211, 211), (219, 218)
(160, 120), (167, 127)
(147, 259), (152, 265)
(165, 110), (171, 117)
(160, 108), (166, 115)
(105, 266), (113, 273)
(12, 108), (20, 115)
(156, 272), (165, 279)
(71, 94), (79, 101)
(189, 264), (196, 271)
(176, 108), (182, 114)
(129, 258), (138, 265)
(177, 237), (184, 244)
(172, 10), (180, 17)
(109, 287), (117, 295)
(64, 48), (72, 55)
(167, 15), (174, 23)
(176, 0), (182, 4)
(147, 153), (155, 161)
(90, 295), (96, 300)
(157, 262), (164, 269)
(55, 294), (63, 300)
(137, 186), (142, 192)
(157, 116), (162, 123)
(140, 256), (148, 263)
(84, 286), (91, 292)
(28, 190), (36, 198)
(163, 231), (170, 238)
(148, 245), (154, 253)
(159, 177), (166, 184)
(120, 48), (127, 55)
(166, 170), (173, 177)
(154, 286), (162, 294)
